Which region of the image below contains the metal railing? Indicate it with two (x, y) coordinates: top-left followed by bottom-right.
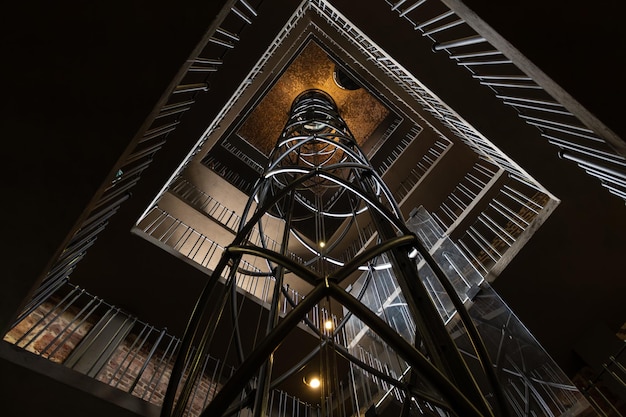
(170, 176), (243, 232)
(432, 159), (499, 229)
(455, 174), (549, 276)
(311, 0), (551, 207)
(27, 0), (262, 325)
(6, 208), (591, 417)
(391, 136), (452, 202)
(579, 341), (626, 417)
(135, 205), (310, 309)
(4, 281), (333, 417)
(377, 124), (422, 175)
(367, 117), (402, 159)
(383, 0), (626, 204)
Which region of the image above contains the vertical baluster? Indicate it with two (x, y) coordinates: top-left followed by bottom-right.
(43, 295), (101, 360)
(144, 335), (178, 402)
(129, 327), (167, 394)
(15, 287), (81, 349)
(110, 323), (152, 388)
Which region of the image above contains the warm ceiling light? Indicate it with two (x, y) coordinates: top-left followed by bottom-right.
(303, 373), (321, 389)
(324, 320), (333, 330)
(319, 241), (325, 248)
(303, 121), (326, 132)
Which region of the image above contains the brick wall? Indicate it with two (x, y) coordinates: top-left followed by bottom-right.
(4, 298), (95, 363)
(95, 336), (222, 414)
(4, 296), (223, 416)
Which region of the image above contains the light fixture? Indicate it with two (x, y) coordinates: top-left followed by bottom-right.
(303, 373), (321, 389)
(303, 120), (326, 132)
(324, 320), (333, 330)
(319, 241), (325, 248)
(333, 65), (361, 90)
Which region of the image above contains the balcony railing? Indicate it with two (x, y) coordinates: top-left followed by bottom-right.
(5, 207), (592, 417)
(4, 280), (378, 417)
(382, 0), (626, 204)
(578, 341), (626, 417)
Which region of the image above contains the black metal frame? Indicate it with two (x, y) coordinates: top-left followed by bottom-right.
(160, 89), (507, 417)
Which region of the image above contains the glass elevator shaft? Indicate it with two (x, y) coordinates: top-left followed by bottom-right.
(160, 90), (506, 417)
